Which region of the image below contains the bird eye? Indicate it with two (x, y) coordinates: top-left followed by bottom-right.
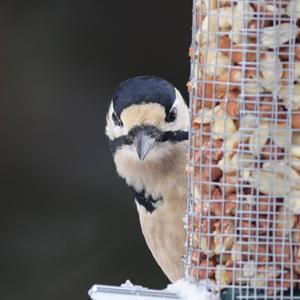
(112, 112), (123, 127)
(165, 107), (177, 123)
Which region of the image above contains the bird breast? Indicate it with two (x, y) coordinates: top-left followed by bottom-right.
(136, 184), (187, 282)
(114, 141), (188, 281)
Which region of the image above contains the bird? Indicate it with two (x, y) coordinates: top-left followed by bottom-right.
(105, 76), (189, 282)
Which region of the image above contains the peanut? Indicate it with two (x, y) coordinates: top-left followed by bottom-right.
(293, 132), (300, 145)
(295, 247), (300, 274)
(204, 0), (217, 11)
(261, 140), (285, 161)
(286, 1), (300, 18)
(248, 122), (271, 157)
(230, 2), (254, 44)
(275, 206), (296, 237)
(203, 163), (223, 182)
(271, 122), (290, 149)
(280, 46), (300, 61)
(202, 139), (224, 162)
(213, 220), (235, 254)
(279, 84), (300, 111)
(260, 52), (283, 92)
(196, 79), (215, 109)
(219, 91), (240, 118)
(271, 242), (293, 265)
(293, 218), (300, 243)
(212, 106), (237, 139)
(192, 259), (217, 280)
(285, 189), (300, 214)
(186, 80), (193, 93)
(231, 243), (243, 262)
(250, 162), (300, 196)
(218, 152), (253, 174)
(291, 145), (300, 171)
(261, 23), (298, 48)
(202, 48), (231, 77)
(256, 196), (276, 213)
(199, 14), (219, 45)
(220, 174), (237, 195)
(215, 68), (242, 97)
(193, 108), (215, 125)
(257, 215), (272, 236)
(250, 242), (269, 263)
(219, 36), (257, 64)
(242, 260), (257, 280)
(225, 193), (237, 215)
(216, 264), (233, 286)
(292, 110), (300, 129)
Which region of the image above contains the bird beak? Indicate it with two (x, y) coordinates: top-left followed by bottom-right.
(135, 129), (157, 161)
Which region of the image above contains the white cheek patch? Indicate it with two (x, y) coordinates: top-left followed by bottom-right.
(116, 144), (138, 160)
(105, 102), (129, 139)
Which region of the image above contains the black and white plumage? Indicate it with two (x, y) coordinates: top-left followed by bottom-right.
(105, 76), (189, 282)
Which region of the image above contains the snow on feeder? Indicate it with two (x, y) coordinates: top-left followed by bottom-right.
(185, 0), (300, 299)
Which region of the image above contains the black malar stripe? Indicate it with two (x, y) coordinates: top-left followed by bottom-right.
(109, 130), (188, 154)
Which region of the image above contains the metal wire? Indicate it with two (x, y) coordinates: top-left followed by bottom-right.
(185, 0), (300, 299)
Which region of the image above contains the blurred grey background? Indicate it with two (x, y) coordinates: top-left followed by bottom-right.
(0, 1), (191, 299)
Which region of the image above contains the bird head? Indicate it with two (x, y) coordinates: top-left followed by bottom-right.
(106, 76), (189, 162)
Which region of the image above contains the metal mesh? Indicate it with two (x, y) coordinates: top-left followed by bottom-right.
(185, 0), (300, 299)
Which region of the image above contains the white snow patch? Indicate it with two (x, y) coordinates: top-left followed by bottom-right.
(120, 280), (148, 291)
(120, 280), (135, 288)
(166, 279), (219, 300)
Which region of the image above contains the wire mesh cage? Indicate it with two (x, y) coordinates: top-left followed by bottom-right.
(185, 0), (300, 299)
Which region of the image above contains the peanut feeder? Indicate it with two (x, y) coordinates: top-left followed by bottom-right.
(185, 0), (300, 299)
